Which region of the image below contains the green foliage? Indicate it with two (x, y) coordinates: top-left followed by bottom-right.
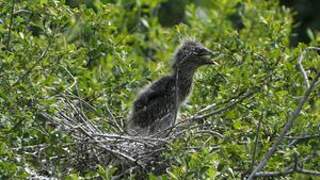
(0, 0), (319, 179)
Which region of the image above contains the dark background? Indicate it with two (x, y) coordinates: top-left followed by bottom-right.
(66, 0), (320, 47)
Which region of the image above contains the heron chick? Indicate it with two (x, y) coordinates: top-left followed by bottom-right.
(127, 40), (219, 136)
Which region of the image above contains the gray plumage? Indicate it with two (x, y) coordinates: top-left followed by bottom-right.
(127, 40), (218, 136)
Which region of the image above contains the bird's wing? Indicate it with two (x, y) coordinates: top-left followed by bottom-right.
(133, 76), (173, 109)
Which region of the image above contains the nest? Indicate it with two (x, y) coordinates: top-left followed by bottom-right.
(28, 91), (234, 178)
(38, 95), (191, 178)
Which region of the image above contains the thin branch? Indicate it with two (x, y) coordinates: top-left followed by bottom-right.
(188, 89), (256, 122)
(93, 133), (167, 143)
(286, 133), (320, 140)
(12, 143), (75, 151)
(77, 126), (140, 165)
(63, 97), (98, 133)
(254, 169), (294, 177)
(63, 94), (96, 111)
(297, 47), (320, 88)
(251, 115), (263, 169)
(191, 90), (251, 116)
(247, 72), (320, 180)
(254, 166), (320, 177)
(253, 154), (320, 177)
(288, 132), (320, 146)
(297, 51), (310, 88)
(194, 103), (218, 115)
(307, 47), (320, 51)
(13, 9), (32, 15)
(104, 100), (123, 132)
(296, 167), (320, 176)
(194, 130), (224, 139)
(60, 65), (78, 92)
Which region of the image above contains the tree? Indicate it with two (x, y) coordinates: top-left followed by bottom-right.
(0, 0), (319, 179)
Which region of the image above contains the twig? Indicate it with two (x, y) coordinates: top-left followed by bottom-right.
(254, 169), (294, 177)
(306, 47), (320, 52)
(93, 133), (167, 143)
(13, 9), (32, 15)
(188, 89), (256, 122)
(60, 65), (78, 92)
(63, 94), (96, 111)
(12, 143), (75, 151)
(247, 72), (320, 180)
(288, 132), (320, 146)
(253, 154), (319, 177)
(194, 130), (224, 139)
(251, 115), (263, 169)
(77, 126), (139, 165)
(194, 103), (217, 115)
(59, 67), (102, 133)
(11, 144), (48, 151)
(104, 100), (123, 132)
(286, 133), (320, 140)
(297, 47), (320, 88)
(191, 92), (244, 117)
(296, 167), (320, 176)
(254, 165), (320, 177)
(297, 51), (310, 88)
(63, 98), (98, 133)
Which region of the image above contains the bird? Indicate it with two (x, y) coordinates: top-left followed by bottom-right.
(127, 40), (219, 136)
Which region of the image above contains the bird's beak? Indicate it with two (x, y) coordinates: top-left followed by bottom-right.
(200, 48), (220, 65)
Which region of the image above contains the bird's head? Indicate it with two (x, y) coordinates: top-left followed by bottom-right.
(172, 40), (219, 70)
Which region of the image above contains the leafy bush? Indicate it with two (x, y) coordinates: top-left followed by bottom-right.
(0, 0), (319, 179)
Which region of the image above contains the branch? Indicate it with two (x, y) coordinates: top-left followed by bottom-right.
(287, 133), (320, 146)
(296, 167), (320, 176)
(190, 90), (250, 117)
(247, 72), (320, 180)
(194, 130), (224, 139)
(187, 89), (256, 122)
(254, 169), (294, 177)
(297, 47), (320, 88)
(253, 153), (320, 177)
(286, 133), (320, 141)
(297, 51), (310, 88)
(254, 165), (320, 177)
(93, 133), (168, 146)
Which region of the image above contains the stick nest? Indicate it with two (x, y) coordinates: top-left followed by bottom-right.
(39, 95), (198, 177)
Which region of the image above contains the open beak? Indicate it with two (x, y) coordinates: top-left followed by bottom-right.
(199, 48), (220, 65)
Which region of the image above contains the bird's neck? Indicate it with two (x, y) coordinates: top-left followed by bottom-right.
(172, 67), (196, 102)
